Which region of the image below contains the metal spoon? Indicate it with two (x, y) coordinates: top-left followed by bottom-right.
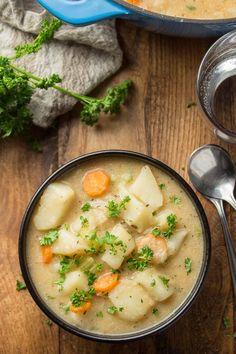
(188, 144), (236, 297)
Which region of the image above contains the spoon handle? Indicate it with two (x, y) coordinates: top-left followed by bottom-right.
(225, 192), (236, 211)
(212, 199), (236, 298)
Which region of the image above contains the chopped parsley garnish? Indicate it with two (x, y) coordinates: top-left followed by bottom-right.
(159, 183), (166, 190)
(39, 229), (59, 246)
(45, 319), (53, 326)
(233, 332), (236, 338)
(169, 195), (181, 205)
(101, 231), (127, 255)
(96, 263), (104, 272)
(16, 279), (27, 291)
(107, 306), (124, 315)
(84, 270), (97, 286)
(150, 279), (156, 287)
(70, 288), (95, 308)
(55, 256), (80, 290)
(158, 276), (170, 288)
(184, 257), (192, 274)
(96, 311), (103, 318)
(80, 216), (89, 228)
(63, 224), (69, 231)
(107, 306), (118, 315)
(46, 294), (56, 300)
(127, 246), (154, 271)
(60, 303), (70, 314)
(223, 317), (230, 330)
(152, 214), (177, 238)
(152, 308), (158, 316)
(106, 196), (131, 218)
(81, 202), (91, 212)
(186, 5), (197, 11)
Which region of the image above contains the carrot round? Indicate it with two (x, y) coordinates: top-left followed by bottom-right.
(41, 246), (53, 264)
(70, 301), (92, 315)
(93, 272), (119, 293)
(82, 169), (110, 197)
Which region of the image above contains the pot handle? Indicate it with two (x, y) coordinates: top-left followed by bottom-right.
(37, 0), (131, 25)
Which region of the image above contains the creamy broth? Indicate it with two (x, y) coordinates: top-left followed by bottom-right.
(26, 157), (204, 335)
(125, 0), (236, 20)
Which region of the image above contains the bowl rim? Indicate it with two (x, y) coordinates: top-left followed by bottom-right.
(19, 150), (211, 342)
(114, 0), (236, 24)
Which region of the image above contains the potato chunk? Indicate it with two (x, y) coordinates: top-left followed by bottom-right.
(33, 182), (75, 230)
(118, 184), (154, 232)
(101, 224), (135, 269)
(130, 166), (163, 210)
(109, 278), (154, 322)
(70, 208), (107, 235)
(52, 229), (89, 256)
(134, 268), (174, 302)
(62, 270), (89, 295)
(166, 228), (188, 256)
(154, 209), (175, 231)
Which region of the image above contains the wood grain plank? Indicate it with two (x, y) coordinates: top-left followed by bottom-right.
(0, 133), (59, 354)
(57, 22), (235, 354)
(0, 20), (235, 354)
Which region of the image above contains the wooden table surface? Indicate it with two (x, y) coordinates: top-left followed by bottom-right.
(1, 21), (235, 354)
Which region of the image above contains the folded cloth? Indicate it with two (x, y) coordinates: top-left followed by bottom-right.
(0, 0), (123, 127)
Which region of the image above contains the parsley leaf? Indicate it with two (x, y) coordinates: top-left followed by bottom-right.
(106, 196), (131, 218)
(55, 255), (80, 290)
(150, 279), (156, 287)
(152, 308), (158, 316)
(223, 317), (230, 330)
(45, 319), (53, 326)
(84, 270), (97, 286)
(96, 311), (103, 318)
(185, 257), (192, 274)
(14, 19), (62, 59)
(107, 306), (118, 315)
(152, 214), (177, 238)
(81, 202), (91, 212)
(169, 195), (181, 205)
(70, 288), (95, 308)
(158, 276), (170, 288)
(127, 246), (154, 271)
(16, 279), (27, 291)
(96, 263), (103, 272)
(159, 183), (166, 190)
(80, 216), (89, 228)
(39, 229), (59, 246)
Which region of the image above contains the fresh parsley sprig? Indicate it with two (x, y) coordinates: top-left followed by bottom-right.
(127, 245), (154, 271)
(39, 229), (59, 246)
(13, 19), (62, 59)
(0, 18), (132, 139)
(152, 214), (177, 238)
(106, 196), (131, 218)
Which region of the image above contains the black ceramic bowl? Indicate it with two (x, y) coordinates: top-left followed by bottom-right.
(19, 150), (211, 342)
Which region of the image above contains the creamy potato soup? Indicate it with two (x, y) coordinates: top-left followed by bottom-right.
(26, 158), (204, 335)
(125, 0), (236, 20)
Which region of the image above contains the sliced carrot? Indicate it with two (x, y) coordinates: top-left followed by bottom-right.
(70, 301), (92, 315)
(82, 169), (110, 197)
(126, 0), (141, 5)
(93, 272), (119, 293)
(41, 246), (53, 264)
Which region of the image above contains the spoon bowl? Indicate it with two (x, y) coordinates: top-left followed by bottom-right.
(188, 144), (236, 298)
(188, 144), (236, 208)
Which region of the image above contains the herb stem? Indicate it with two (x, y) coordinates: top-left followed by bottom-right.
(10, 63), (95, 102)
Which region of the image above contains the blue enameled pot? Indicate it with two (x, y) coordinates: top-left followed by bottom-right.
(37, 0), (236, 38)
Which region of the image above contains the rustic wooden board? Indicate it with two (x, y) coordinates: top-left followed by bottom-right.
(0, 21), (235, 354)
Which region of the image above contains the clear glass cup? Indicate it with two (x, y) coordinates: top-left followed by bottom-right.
(197, 30), (236, 144)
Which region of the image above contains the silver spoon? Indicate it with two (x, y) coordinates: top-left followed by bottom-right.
(188, 144), (236, 297)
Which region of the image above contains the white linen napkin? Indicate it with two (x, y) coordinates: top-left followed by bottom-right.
(0, 0), (123, 127)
